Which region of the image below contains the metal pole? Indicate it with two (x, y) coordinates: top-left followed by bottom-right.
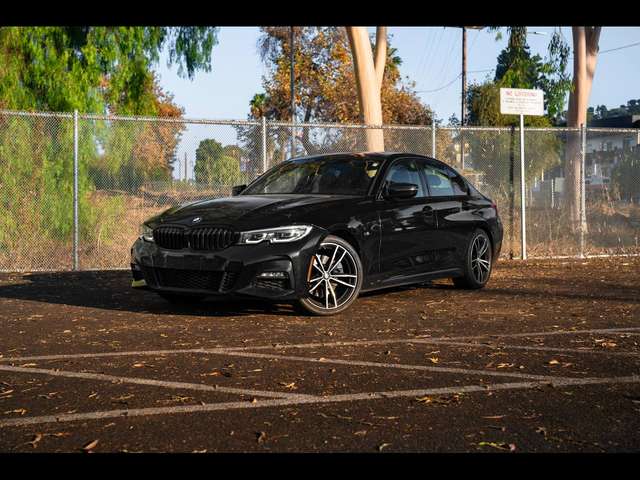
(580, 123), (586, 258)
(461, 27), (467, 126)
(261, 116), (267, 174)
(290, 26), (295, 158)
(431, 123), (436, 158)
(520, 114), (527, 260)
(73, 109), (79, 271)
(185, 152), (188, 182)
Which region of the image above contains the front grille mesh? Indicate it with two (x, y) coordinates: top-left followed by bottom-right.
(143, 267), (239, 293)
(252, 278), (290, 292)
(153, 226), (236, 251)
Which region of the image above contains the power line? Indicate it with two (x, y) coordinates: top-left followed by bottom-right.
(599, 41), (640, 54)
(417, 74), (461, 93)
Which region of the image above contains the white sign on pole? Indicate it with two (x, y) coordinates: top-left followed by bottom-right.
(500, 88), (544, 116)
(499, 88), (545, 261)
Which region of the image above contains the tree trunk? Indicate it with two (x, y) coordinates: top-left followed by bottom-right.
(565, 26), (601, 234)
(346, 26), (387, 151)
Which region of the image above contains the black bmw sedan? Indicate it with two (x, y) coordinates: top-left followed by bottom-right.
(131, 152), (502, 315)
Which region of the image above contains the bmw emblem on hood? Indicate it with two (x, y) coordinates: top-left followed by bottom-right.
(192, 217), (202, 223)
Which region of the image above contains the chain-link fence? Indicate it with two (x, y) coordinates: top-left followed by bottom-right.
(1, 110), (638, 271)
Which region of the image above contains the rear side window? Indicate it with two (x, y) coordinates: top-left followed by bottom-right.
(446, 167), (469, 195)
(422, 164), (454, 196)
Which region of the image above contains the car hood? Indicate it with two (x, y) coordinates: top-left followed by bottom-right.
(146, 194), (362, 229)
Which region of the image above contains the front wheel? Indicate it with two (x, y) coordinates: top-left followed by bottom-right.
(295, 236), (363, 316)
(452, 229), (493, 289)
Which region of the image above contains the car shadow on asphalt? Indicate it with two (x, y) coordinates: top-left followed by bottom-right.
(0, 271), (459, 318)
(0, 271), (302, 318)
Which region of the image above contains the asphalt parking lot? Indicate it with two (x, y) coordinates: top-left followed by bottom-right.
(0, 257), (638, 452)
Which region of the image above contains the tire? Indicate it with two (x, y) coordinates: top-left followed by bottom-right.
(157, 292), (206, 304)
(294, 236), (363, 316)
(452, 229), (493, 290)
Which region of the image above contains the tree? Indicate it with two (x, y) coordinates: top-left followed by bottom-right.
(250, 27), (432, 159)
(194, 139), (240, 187)
(565, 27), (602, 234)
(0, 26), (219, 115)
(345, 26), (388, 150)
(465, 28), (570, 187)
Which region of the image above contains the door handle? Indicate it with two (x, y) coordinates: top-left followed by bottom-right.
(422, 206), (434, 217)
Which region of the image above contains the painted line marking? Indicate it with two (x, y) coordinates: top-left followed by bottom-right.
(0, 365), (315, 401)
(197, 350), (630, 383)
(0, 349), (629, 391)
(1, 375), (639, 428)
(1, 327), (639, 364)
(414, 340), (640, 357)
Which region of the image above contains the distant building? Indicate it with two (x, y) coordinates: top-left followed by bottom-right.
(587, 115), (640, 152)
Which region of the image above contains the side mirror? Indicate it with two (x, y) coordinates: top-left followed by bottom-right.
(385, 182), (419, 199)
(232, 185), (247, 196)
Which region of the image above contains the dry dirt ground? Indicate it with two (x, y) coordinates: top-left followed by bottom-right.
(0, 257), (638, 453)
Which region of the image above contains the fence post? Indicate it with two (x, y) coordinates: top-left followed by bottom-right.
(73, 109), (79, 271)
(431, 123), (436, 158)
(520, 115), (527, 260)
(579, 123), (586, 258)
(261, 116), (267, 174)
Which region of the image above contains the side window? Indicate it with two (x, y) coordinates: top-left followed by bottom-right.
(446, 167), (469, 196)
(383, 159), (424, 197)
(422, 164), (454, 196)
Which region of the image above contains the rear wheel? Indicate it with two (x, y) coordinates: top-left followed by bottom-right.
(157, 292), (206, 304)
(295, 236), (362, 316)
(452, 229), (493, 289)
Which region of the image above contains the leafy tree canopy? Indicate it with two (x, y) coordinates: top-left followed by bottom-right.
(251, 26), (432, 125)
(0, 26), (219, 115)
(467, 27), (571, 126)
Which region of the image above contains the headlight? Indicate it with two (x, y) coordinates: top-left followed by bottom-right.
(139, 224), (155, 242)
(238, 225), (312, 245)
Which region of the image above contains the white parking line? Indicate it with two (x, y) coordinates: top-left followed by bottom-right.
(414, 340), (640, 357)
(2, 375), (639, 428)
(1, 327), (639, 364)
(0, 364), (315, 401)
(198, 350), (630, 383)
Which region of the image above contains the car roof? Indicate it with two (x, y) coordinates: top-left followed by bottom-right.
(287, 152), (452, 170)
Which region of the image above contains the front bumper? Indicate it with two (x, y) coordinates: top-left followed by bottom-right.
(130, 226), (328, 300)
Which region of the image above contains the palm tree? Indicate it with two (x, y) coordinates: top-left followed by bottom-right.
(250, 93), (271, 120)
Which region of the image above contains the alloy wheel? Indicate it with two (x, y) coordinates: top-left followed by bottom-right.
(471, 233), (492, 285)
(307, 242), (359, 311)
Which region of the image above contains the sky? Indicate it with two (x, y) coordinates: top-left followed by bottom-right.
(154, 26), (640, 180)
(155, 26), (640, 124)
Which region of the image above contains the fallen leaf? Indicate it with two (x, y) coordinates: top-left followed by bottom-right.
(427, 358), (439, 364)
(3, 409), (26, 416)
(377, 443), (391, 451)
(81, 439), (99, 452)
(279, 382), (297, 390)
(472, 442), (515, 452)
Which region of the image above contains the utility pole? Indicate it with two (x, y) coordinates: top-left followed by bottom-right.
(462, 27), (467, 126)
(457, 26), (484, 126)
(290, 26), (295, 158)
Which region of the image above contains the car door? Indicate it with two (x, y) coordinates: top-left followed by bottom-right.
(375, 158), (440, 283)
(419, 160), (475, 269)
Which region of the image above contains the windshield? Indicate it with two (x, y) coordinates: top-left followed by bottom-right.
(242, 155), (381, 196)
